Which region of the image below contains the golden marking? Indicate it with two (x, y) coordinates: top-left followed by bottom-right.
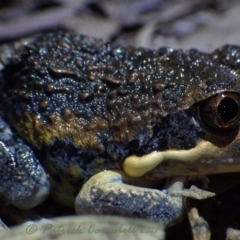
(69, 164), (83, 179)
(14, 111), (108, 151)
(123, 141), (228, 177)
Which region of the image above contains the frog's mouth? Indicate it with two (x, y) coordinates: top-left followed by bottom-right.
(123, 139), (240, 179)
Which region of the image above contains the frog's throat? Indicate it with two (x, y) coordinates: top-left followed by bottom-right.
(123, 141), (227, 177)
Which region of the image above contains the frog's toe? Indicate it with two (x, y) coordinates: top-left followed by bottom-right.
(75, 170), (185, 227)
(0, 118), (50, 209)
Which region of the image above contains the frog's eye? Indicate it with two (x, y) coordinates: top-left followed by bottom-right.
(197, 92), (240, 132)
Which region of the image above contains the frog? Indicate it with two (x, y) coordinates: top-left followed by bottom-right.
(1, 31), (240, 227)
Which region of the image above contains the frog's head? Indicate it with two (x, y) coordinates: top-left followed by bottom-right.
(123, 45), (240, 179)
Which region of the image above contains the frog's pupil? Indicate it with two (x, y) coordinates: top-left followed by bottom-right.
(217, 97), (239, 122)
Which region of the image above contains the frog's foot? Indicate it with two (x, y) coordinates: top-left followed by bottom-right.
(75, 170), (186, 227)
(170, 185), (215, 199)
(0, 117), (50, 209)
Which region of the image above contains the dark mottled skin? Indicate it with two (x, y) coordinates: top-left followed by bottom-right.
(1, 31), (240, 203)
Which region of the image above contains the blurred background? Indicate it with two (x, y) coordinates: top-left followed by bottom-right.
(0, 0), (240, 51)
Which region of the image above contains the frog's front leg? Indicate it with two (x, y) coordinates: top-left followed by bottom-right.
(75, 170), (187, 227)
(0, 117), (50, 209)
